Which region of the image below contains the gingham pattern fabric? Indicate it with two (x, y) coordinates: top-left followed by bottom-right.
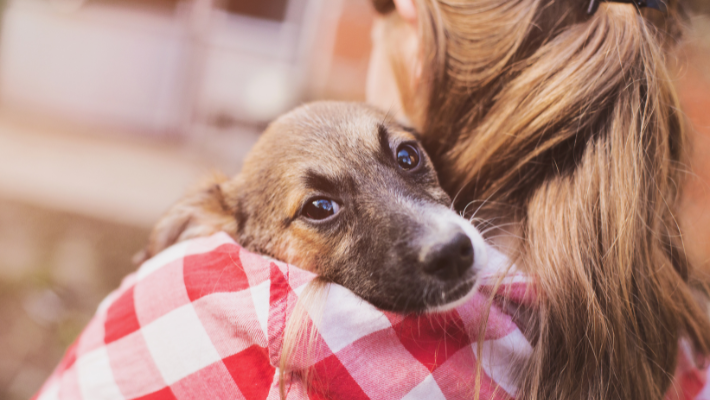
(33, 232), (709, 400)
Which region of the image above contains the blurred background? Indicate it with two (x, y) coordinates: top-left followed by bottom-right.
(0, 1), (707, 399)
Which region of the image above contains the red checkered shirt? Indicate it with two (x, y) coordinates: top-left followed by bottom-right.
(33, 232), (710, 399)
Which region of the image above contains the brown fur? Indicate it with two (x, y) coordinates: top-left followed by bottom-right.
(134, 173), (236, 265)
(139, 101), (486, 313)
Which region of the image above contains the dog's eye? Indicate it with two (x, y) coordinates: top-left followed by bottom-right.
(396, 144), (420, 170)
(302, 198), (340, 220)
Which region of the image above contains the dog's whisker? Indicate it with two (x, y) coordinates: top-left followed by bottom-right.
(480, 222), (520, 236)
(468, 193), (499, 221)
(450, 185), (467, 211)
(485, 234), (525, 241)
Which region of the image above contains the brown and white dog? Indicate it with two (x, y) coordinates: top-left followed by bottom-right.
(137, 102), (486, 313)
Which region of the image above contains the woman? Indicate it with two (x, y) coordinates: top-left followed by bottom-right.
(34, 1), (710, 399)
(368, 0), (710, 398)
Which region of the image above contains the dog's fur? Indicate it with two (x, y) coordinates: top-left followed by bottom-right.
(137, 102), (486, 313)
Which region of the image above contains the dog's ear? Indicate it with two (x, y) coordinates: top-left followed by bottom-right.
(133, 173), (241, 265)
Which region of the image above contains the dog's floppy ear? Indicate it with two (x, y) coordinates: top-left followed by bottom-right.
(133, 173), (241, 265)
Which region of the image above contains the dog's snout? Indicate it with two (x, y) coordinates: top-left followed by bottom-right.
(422, 232), (474, 280)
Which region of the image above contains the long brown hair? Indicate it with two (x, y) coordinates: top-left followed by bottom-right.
(374, 0), (710, 398)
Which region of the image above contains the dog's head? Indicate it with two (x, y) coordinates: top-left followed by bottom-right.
(139, 102), (486, 313)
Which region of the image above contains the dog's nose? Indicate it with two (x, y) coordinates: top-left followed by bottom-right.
(422, 232), (474, 280)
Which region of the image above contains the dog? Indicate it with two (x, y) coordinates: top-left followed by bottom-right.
(136, 101), (486, 313)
